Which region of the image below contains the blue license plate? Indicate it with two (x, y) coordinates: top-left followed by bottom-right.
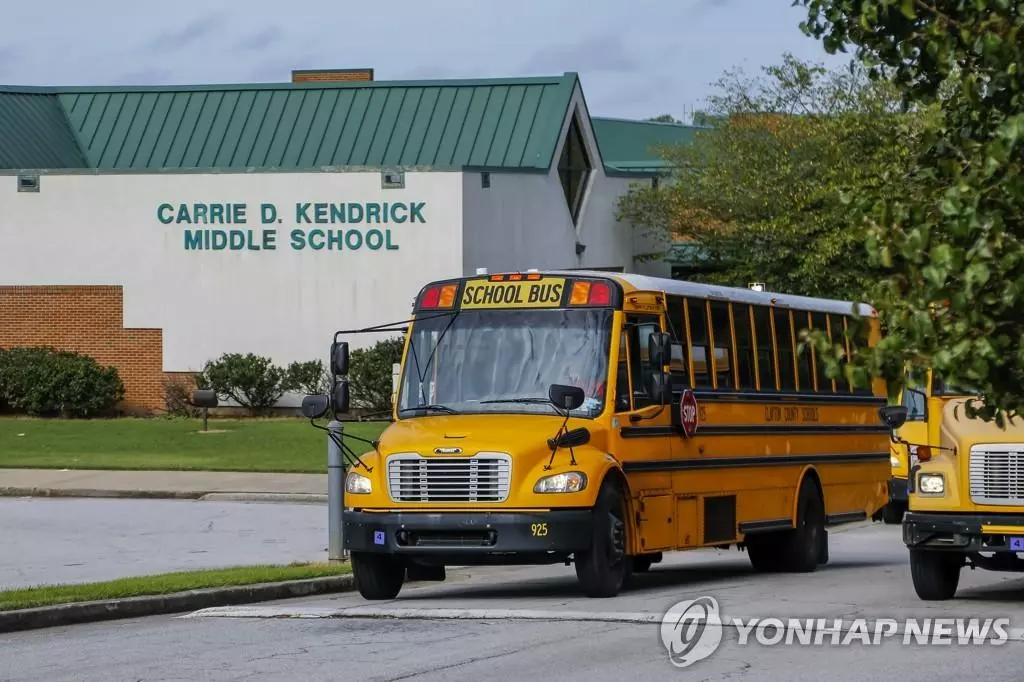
(1009, 536), (1024, 551)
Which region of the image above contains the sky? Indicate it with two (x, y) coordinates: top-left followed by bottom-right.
(0, 0), (854, 121)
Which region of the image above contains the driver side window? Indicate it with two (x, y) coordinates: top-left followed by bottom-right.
(900, 386), (927, 421)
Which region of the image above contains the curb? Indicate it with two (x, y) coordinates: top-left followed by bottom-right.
(199, 492), (326, 504)
(0, 487), (204, 500)
(0, 574), (355, 634)
(0, 488), (326, 503)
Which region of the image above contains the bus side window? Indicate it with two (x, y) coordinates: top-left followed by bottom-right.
(732, 302), (757, 390)
(752, 305), (778, 391)
(848, 315), (872, 395)
(686, 298), (713, 389)
(810, 311), (834, 393)
(795, 311), (814, 392)
(709, 301), (734, 389)
(828, 313), (850, 393)
(773, 308), (797, 391)
(666, 295), (689, 391)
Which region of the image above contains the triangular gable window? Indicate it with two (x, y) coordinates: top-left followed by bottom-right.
(558, 113), (592, 222)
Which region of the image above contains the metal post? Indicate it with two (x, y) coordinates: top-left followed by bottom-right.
(327, 420), (346, 561)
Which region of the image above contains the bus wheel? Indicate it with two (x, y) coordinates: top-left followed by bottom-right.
(881, 502), (905, 525)
(780, 478), (825, 573)
(909, 549), (961, 600)
(575, 478), (630, 597)
(351, 552), (405, 600)
(746, 536), (783, 572)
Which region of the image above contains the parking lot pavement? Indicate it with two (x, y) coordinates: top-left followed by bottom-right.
(1, 497), (328, 589)
(4, 522), (1024, 681)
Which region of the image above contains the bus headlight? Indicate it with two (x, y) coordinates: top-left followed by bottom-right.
(345, 472), (372, 494)
(534, 472), (587, 493)
(918, 473), (945, 496)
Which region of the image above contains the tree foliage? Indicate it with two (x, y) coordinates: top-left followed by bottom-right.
(618, 52), (930, 301)
(797, 0), (1024, 422)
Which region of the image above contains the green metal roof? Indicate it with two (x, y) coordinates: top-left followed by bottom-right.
(0, 74), (701, 174)
(0, 92), (87, 169)
(0, 74), (578, 172)
(591, 117), (706, 174)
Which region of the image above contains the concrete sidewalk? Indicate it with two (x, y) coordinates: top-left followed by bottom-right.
(0, 468), (326, 503)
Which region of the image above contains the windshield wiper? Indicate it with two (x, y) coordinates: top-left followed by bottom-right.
(481, 397), (556, 406)
(399, 403), (460, 415)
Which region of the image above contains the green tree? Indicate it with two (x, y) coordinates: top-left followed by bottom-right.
(348, 337), (405, 414)
(617, 52), (930, 301)
(796, 1), (1024, 421)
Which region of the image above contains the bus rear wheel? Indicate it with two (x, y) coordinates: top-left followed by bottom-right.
(909, 549), (961, 600)
(779, 478), (825, 572)
(575, 478), (631, 598)
(351, 552), (405, 600)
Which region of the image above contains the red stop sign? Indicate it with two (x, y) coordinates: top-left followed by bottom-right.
(680, 389), (699, 438)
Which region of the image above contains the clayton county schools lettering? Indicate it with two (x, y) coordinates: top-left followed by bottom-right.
(155, 201), (427, 252)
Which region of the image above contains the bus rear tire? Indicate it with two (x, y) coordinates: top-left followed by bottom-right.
(575, 478), (630, 598)
(909, 549), (961, 600)
(780, 478), (825, 573)
(352, 552), (405, 600)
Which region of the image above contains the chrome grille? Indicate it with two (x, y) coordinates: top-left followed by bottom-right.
(386, 453), (512, 502)
(969, 444), (1024, 506)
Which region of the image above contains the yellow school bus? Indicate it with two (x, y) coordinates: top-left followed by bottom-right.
(316, 270), (891, 600)
(879, 368), (977, 524)
(881, 375), (1024, 600)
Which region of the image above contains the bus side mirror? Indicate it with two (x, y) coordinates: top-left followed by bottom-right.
(549, 383), (585, 411)
(331, 342), (349, 377)
(646, 372), (672, 405)
(301, 394), (329, 419)
(648, 332), (671, 368)
(879, 405), (908, 431)
(333, 380), (351, 415)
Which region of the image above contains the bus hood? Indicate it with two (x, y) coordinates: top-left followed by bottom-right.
(940, 398), (1024, 451)
(376, 413), (608, 460)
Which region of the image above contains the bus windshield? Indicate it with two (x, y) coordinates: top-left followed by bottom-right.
(397, 308), (614, 419)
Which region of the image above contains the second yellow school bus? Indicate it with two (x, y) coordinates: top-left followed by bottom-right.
(329, 270), (892, 599)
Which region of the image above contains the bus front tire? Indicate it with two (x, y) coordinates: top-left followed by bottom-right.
(575, 478), (631, 598)
(881, 502), (905, 525)
(351, 552), (405, 600)
(909, 549), (961, 600)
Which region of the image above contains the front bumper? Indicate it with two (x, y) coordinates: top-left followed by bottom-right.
(903, 511), (1024, 553)
(888, 476), (908, 503)
(342, 509), (594, 564)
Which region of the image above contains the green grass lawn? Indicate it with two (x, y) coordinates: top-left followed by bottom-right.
(0, 417), (387, 473)
(0, 562), (353, 612)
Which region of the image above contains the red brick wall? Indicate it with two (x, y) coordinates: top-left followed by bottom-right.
(0, 285), (165, 414)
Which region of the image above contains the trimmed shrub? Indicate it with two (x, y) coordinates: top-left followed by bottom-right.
(0, 346), (125, 417)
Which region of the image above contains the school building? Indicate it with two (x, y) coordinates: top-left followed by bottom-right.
(0, 68), (703, 413)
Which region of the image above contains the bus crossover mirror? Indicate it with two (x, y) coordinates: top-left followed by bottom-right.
(333, 380), (351, 415)
(301, 394), (329, 420)
(879, 405), (908, 432)
(646, 372), (672, 405)
(549, 383), (585, 412)
(331, 342), (349, 377)
(547, 426), (591, 450)
(648, 332), (672, 368)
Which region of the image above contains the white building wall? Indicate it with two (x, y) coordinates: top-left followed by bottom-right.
(0, 170), (464, 373)
(461, 82), (662, 275)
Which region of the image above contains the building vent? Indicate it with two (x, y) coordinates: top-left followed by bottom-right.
(17, 174), (39, 193)
(291, 68), (374, 83)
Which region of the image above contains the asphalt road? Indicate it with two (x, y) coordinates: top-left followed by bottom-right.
(4, 522), (1024, 681)
(1, 497), (327, 589)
